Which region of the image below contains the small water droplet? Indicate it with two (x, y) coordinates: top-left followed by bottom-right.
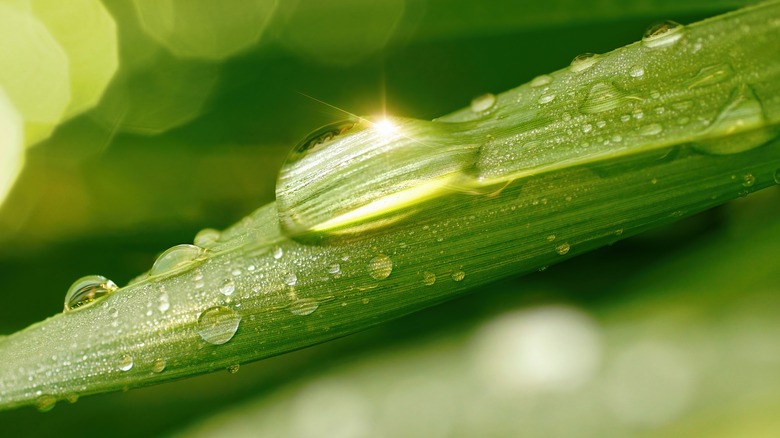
(193, 228), (221, 248)
(556, 243), (571, 255)
(642, 21), (684, 48)
(422, 271), (436, 286)
(367, 254), (393, 280)
(632, 108), (644, 120)
(451, 271), (465, 282)
(227, 364), (240, 374)
(152, 358), (166, 373)
(150, 244), (206, 277)
(108, 307), (118, 318)
(289, 298), (320, 316)
(538, 94), (556, 104)
(197, 306), (241, 345)
(471, 93), (497, 112)
(530, 74), (553, 87)
(773, 169), (780, 184)
(118, 354), (134, 371)
(581, 123), (593, 133)
(219, 278), (236, 296)
(35, 394), (56, 412)
(273, 246), (284, 259)
(581, 83), (627, 114)
(547, 234), (556, 242)
(65, 393), (79, 404)
(742, 173), (755, 187)
(284, 272), (298, 287)
(570, 53), (599, 72)
(64, 275), (118, 312)
(640, 123), (663, 136)
(629, 65), (645, 78)
(327, 263), (341, 275)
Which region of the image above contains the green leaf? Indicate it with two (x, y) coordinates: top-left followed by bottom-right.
(1, 0), (779, 411)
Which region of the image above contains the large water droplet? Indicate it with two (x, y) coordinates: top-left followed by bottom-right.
(284, 272), (298, 287)
(35, 394), (56, 412)
(470, 93), (496, 113)
(150, 244), (206, 277)
(273, 246), (284, 259)
(530, 74), (553, 87)
(451, 271), (465, 282)
(642, 21), (684, 48)
(193, 228), (221, 248)
(556, 243), (571, 255)
(570, 53), (599, 73)
(64, 275), (118, 312)
(289, 298), (320, 316)
(581, 83), (628, 114)
(197, 306), (241, 345)
(367, 254), (393, 280)
(118, 354), (134, 371)
(152, 358), (166, 373)
(687, 64), (734, 89)
(693, 86), (773, 155)
(219, 278), (236, 296)
(422, 271), (436, 286)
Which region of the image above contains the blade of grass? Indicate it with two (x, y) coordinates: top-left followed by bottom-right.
(0, 0), (779, 411)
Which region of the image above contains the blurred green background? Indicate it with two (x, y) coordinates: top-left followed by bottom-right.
(2, 0), (778, 436)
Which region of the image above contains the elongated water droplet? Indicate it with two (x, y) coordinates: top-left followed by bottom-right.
(581, 83), (628, 114)
(35, 394), (56, 412)
(451, 271), (465, 282)
(273, 246), (284, 259)
(642, 21), (684, 48)
(290, 298), (320, 316)
(150, 244), (206, 277)
(556, 243), (571, 255)
(327, 263), (341, 275)
(193, 228), (221, 248)
(471, 93), (496, 112)
(570, 53), (599, 72)
(152, 358), (166, 373)
(538, 94), (556, 104)
(368, 254), (393, 280)
(687, 64), (734, 89)
(197, 306), (241, 345)
(422, 271), (436, 286)
(118, 354), (134, 371)
(64, 275), (118, 312)
(693, 86), (773, 155)
(640, 123), (663, 136)
(530, 74), (553, 87)
(219, 278), (236, 296)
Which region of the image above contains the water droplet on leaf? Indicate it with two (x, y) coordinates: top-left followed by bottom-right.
(640, 123), (663, 136)
(693, 86), (773, 155)
(152, 358), (166, 373)
(219, 278), (236, 296)
(570, 53), (599, 72)
(367, 254), (393, 280)
(290, 298), (320, 316)
(64, 275), (118, 312)
(451, 271), (465, 282)
(227, 364), (240, 374)
(742, 173), (755, 187)
(642, 21), (684, 48)
(556, 243), (571, 255)
(284, 272), (298, 287)
(530, 74), (553, 87)
(470, 93), (496, 112)
(581, 83), (628, 114)
(193, 228), (221, 248)
(35, 394), (56, 412)
(150, 244), (206, 277)
(629, 65), (645, 78)
(422, 271), (436, 286)
(197, 306), (241, 345)
(118, 354), (134, 371)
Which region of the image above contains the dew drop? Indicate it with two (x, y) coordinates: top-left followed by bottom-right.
(629, 65), (645, 78)
(152, 358), (166, 373)
(470, 93), (497, 113)
(774, 169), (780, 184)
(118, 354), (134, 371)
(35, 394), (56, 413)
(422, 271), (436, 286)
(327, 263), (341, 275)
(219, 278), (236, 296)
(451, 271), (465, 282)
(197, 306), (241, 345)
(289, 298), (320, 316)
(640, 123), (663, 136)
(642, 21), (684, 48)
(530, 74), (553, 88)
(693, 86), (772, 155)
(581, 123), (593, 133)
(150, 244), (206, 277)
(65, 393), (79, 404)
(108, 307), (118, 318)
(367, 254), (393, 280)
(284, 272), (298, 287)
(581, 83), (628, 114)
(570, 53), (599, 72)
(193, 228), (221, 248)
(227, 364), (240, 374)
(687, 64), (734, 89)
(64, 275), (118, 312)
(273, 246), (284, 259)
(538, 94), (556, 104)
(547, 234), (557, 242)
(742, 173), (756, 187)
(556, 243), (571, 255)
